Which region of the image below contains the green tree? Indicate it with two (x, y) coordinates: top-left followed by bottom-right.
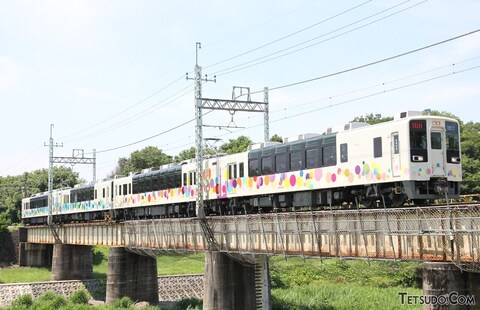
(219, 136), (253, 154)
(108, 157), (129, 178)
(270, 134), (283, 143)
(0, 167), (79, 224)
(352, 113), (393, 124)
(174, 147), (197, 162)
(119, 146), (173, 175)
(460, 121), (480, 194)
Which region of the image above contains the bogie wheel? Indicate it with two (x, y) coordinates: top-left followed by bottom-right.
(389, 193), (406, 208)
(360, 197), (375, 208)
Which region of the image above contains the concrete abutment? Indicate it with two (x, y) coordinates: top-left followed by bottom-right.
(105, 246), (159, 304)
(422, 262), (480, 310)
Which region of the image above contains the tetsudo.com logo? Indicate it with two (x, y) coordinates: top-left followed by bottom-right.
(399, 292), (476, 306)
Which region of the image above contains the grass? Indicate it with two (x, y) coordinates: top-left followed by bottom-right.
(0, 246), (205, 283)
(0, 266), (52, 284)
(269, 257), (423, 310)
(272, 283), (422, 310)
(92, 246), (205, 278)
(269, 256), (422, 288)
(1, 246), (425, 309)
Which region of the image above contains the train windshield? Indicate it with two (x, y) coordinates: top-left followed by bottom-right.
(446, 121), (460, 151)
(446, 121), (460, 164)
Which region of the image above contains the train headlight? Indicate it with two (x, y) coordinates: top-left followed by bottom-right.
(452, 157), (461, 163)
(412, 155), (424, 162)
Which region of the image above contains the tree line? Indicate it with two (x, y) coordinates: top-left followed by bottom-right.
(1, 110), (478, 226)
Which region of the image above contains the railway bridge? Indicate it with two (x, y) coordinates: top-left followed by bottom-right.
(20, 204), (480, 309)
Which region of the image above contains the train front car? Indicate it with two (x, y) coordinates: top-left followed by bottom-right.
(403, 112), (461, 203)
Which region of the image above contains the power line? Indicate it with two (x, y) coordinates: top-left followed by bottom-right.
(245, 65), (480, 132)
(159, 60), (480, 155)
(211, 0), (424, 76)
(204, 0), (372, 70)
(60, 74), (186, 142)
(69, 84), (194, 143)
(87, 60), (478, 173)
(95, 118), (195, 154)
(252, 28), (480, 93)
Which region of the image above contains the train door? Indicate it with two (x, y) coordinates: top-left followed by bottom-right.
(430, 129), (446, 176)
(391, 132), (401, 177)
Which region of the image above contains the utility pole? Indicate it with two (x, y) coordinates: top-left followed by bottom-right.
(186, 42), (269, 251)
(44, 125), (96, 226)
(45, 124), (63, 226)
(186, 42), (216, 219)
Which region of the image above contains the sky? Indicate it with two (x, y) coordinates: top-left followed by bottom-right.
(0, 0), (479, 183)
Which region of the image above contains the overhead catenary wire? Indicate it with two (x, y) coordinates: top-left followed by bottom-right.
(60, 74), (187, 142)
(160, 60), (480, 154)
(91, 29), (480, 156)
(209, 64), (480, 143)
(250, 28), (480, 94)
(204, 0), (373, 70)
(211, 0), (426, 77)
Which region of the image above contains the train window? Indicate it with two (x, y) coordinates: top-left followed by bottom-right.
(152, 177), (159, 191)
(129, 184), (132, 194)
(118, 186), (122, 195)
(228, 164), (233, 179)
(249, 159), (260, 176)
(290, 152), (303, 171)
(275, 154), (287, 173)
(239, 163), (244, 177)
(262, 157), (274, 174)
(94, 190), (97, 200)
(227, 163), (238, 179)
(323, 145), (336, 166)
(306, 149), (320, 168)
(431, 132), (442, 150)
(123, 184), (128, 195)
(102, 188), (106, 199)
(340, 143), (348, 163)
(393, 135), (400, 154)
(373, 137), (382, 158)
(159, 175), (166, 189)
(189, 171), (196, 185)
(410, 131), (427, 149)
(446, 121), (460, 164)
(446, 122), (460, 151)
(183, 173), (187, 186)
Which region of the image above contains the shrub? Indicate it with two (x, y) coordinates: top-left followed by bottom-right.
(173, 297), (203, 309)
(35, 291), (67, 310)
(112, 296), (134, 308)
(69, 288), (90, 304)
(9, 294), (33, 309)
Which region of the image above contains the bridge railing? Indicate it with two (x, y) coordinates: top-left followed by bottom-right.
(26, 205), (480, 272)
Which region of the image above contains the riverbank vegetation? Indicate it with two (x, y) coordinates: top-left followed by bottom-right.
(1, 248), (423, 309)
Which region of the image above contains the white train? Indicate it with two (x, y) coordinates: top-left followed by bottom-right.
(22, 111), (462, 224)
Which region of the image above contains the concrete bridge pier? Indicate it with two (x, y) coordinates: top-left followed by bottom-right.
(18, 243), (53, 267)
(422, 262), (480, 310)
(51, 243), (93, 281)
(105, 247), (159, 305)
(204, 252), (271, 310)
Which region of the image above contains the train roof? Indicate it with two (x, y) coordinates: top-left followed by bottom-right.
(132, 164), (182, 180)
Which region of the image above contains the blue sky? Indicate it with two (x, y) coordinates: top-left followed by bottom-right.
(1, 0), (479, 182)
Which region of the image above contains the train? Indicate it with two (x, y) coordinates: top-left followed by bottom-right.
(22, 111), (462, 225)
